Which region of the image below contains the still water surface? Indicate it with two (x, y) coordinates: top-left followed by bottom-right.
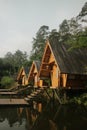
(0, 101), (87, 130)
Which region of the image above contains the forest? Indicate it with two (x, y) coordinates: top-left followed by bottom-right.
(0, 2), (87, 88)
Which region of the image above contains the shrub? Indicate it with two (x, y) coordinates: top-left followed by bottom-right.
(1, 76), (15, 88)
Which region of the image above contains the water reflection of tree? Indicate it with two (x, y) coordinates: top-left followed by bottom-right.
(0, 107), (26, 127)
(0, 108), (6, 122)
(0, 103), (43, 130)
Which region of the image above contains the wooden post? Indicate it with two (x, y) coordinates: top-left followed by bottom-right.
(54, 89), (62, 104)
(63, 92), (67, 104)
(44, 89), (51, 99)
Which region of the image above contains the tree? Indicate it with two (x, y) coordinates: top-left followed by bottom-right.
(14, 50), (28, 71)
(59, 18), (82, 43)
(79, 2), (87, 16)
(3, 50), (29, 75)
(69, 18), (82, 34)
(59, 19), (71, 42)
(67, 28), (87, 50)
(49, 29), (60, 40)
(30, 25), (49, 61)
(4, 52), (14, 75)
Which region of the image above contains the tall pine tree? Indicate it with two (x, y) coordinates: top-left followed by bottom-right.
(30, 25), (49, 61)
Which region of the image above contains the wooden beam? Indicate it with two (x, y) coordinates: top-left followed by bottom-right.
(45, 54), (50, 57)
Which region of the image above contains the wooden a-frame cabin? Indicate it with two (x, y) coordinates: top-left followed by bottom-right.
(17, 66), (29, 86)
(39, 37), (87, 89)
(28, 61), (43, 87)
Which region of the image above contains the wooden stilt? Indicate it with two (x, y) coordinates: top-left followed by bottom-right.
(44, 89), (51, 99)
(54, 90), (63, 104)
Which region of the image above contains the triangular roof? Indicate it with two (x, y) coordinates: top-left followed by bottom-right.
(40, 37), (87, 76)
(28, 60), (41, 81)
(17, 66), (29, 80)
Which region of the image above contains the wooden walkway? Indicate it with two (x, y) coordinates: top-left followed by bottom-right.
(0, 86), (32, 95)
(0, 98), (29, 106)
(0, 91), (17, 95)
(0, 89), (12, 92)
(24, 88), (44, 102)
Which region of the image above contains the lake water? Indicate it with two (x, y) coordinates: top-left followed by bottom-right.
(0, 101), (87, 130)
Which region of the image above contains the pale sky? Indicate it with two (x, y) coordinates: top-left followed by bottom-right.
(0, 0), (87, 58)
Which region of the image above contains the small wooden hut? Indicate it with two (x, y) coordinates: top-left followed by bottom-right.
(39, 37), (87, 89)
(28, 61), (43, 87)
(17, 66), (29, 86)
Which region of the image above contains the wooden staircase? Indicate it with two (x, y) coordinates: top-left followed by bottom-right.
(24, 87), (44, 102)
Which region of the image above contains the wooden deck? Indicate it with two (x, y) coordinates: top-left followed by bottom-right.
(0, 89), (12, 92)
(0, 98), (29, 106)
(0, 92), (17, 95)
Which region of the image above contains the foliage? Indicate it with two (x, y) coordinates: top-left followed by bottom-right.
(69, 93), (87, 106)
(4, 50), (29, 73)
(49, 29), (60, 40)
(0, 76), (15, 88)
(67, 28), (87, 50)
(30, 26), (60, 63)
(58, 18), (82, 43)
(59, 19), (70, 37)
(79, 2), (87, 16)
(0, 50), (29, 87)
(30, 25), (49, 61)
(65, 2), (87, 50)
(1, 50), (29, 76)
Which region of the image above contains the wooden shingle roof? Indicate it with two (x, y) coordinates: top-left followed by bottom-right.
(49, 37), (87, 74)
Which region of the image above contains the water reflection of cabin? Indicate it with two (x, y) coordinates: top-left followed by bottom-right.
(28, 61), (43, 87)
(39, 38), (87, 89)
(17, 66), (29, 86)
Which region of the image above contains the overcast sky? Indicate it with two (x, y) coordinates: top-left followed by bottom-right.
(0, 0), (87, 58)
